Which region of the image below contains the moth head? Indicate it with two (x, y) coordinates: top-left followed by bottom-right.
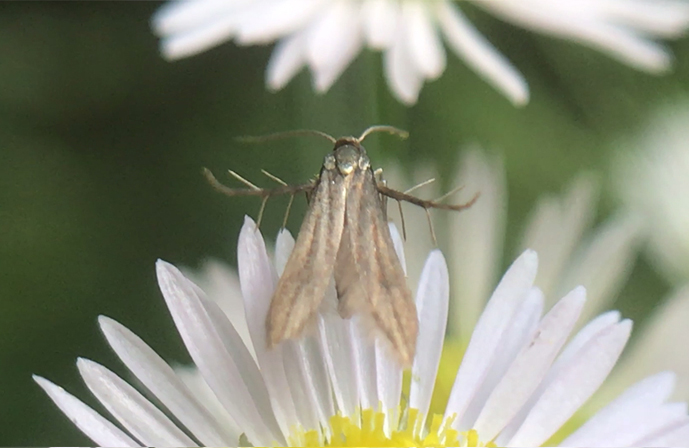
(331, 139), (370, 176)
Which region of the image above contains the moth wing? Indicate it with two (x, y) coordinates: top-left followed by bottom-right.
(334, 168), (418, 366)
(266, 166), (346, 347)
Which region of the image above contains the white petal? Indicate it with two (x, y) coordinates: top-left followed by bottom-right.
(306, 1), (364, 92)
(445, 250), (538, 428)
(476, 0), (675, 72)
(318, 312), (359, 417)
(591, 0), (689, 37)
(236, 0), (325, 44)
(156, 257), (284, 445)
(156, 4), (245, 60)
(375, 339), (402, 436)
(435, 1), (528, 105)
(383, 20), (424, 104)
(296, 337), (336, 427)
(637, 421), (689, 447)
(558, 214), (642, 323)
(474, 287), (586, 441)
(274, 228), (296, 276)
(98, 316), (238, 446)
(266, 30), (308, 91)
(562, 371), (677, 446)
(401, 2), (446, 79)
(463, 288), (544, 430)
(271, 228), (336, 429)
(77, 358), (197, 447)
(448, 150), (507, 341)
(388, 222), (407, 276)
(608, 403), (688, 447)
(152, 0), (248, 36)
(507, 319), (632, 447)
(33, 376), (140, 447)
(604, 285), (689, 403)
(350, 317), (379, 409)
(520, 174), (598, 303)
(410, 250), (449, 432)
(281, 341), (321, 431)
(185, 259), (255, 361)
(175, 366), (238, 432)
(495, 309), (622, 445)
(236, 217), (299, 437)
(361, 0), (399, 49)
(375, 224), (406, 434)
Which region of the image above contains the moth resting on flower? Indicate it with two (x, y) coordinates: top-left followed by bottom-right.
(204, 126), (478, 366)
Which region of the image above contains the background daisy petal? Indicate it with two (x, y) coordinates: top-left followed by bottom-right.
(436, 1), (529, 105)
(361, 0), (399, 49)
(449, 150), (507, 341)
(236, 0), (325, 44)
(306, 1), (363, 92)
(402, 2), (446, 79)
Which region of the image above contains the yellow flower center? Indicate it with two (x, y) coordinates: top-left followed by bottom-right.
(285, 408), (494, 447)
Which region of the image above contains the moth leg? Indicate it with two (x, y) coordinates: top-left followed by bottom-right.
(433, 184), (465, 203)
(259, 169), (296, 228)
(261, 169), (288, 186)
(256, 196), (269, 229)
(397, 200), (407, 241)
(404, 177), (436, 195)
(425, 207), (437, 245)
(203, 168), (315, 228)
(377, 184), (480, 212)
(203, 167), (314, 198)
(282, 194), (295, 228)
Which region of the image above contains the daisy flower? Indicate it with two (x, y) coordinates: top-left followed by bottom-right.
(152, 0), (689, 105)
(35, 216), (689, 446)
(614, 99), (689, 284)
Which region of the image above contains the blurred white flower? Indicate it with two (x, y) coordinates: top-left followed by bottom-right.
(35, 216), (689, 446)
(614, 100), (689, 284)
(152, 0), (689, 105)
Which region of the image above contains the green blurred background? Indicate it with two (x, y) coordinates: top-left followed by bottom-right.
(1, 2), (687, 445)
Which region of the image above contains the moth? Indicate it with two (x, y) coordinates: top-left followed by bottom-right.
(204, 126), (478, 367)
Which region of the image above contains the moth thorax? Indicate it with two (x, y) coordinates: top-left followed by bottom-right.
(334, 144), (369, 175)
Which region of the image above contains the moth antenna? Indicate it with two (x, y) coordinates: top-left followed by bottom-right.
(237, 129), (336, 145)
(397, 199), (407, 241)
(404, 178), (436, 195)
(282, 194), (295, 229)
(256, 196), (269, 229)
(228, 169), (261, 190)
(434, 184), (465, 203)
(261, 169), (288, 186)
(425, 208), (437, 246)
(358, 125), (409, 142)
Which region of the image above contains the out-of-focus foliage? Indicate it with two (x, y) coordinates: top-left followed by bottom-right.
(0, 3), (687, 445)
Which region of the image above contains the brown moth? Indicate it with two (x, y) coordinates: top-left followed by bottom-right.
(204, 126), (478, 367)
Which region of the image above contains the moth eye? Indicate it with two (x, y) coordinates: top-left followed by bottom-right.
(359, 155), (370, 170)
(323, 154), (337, 170)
